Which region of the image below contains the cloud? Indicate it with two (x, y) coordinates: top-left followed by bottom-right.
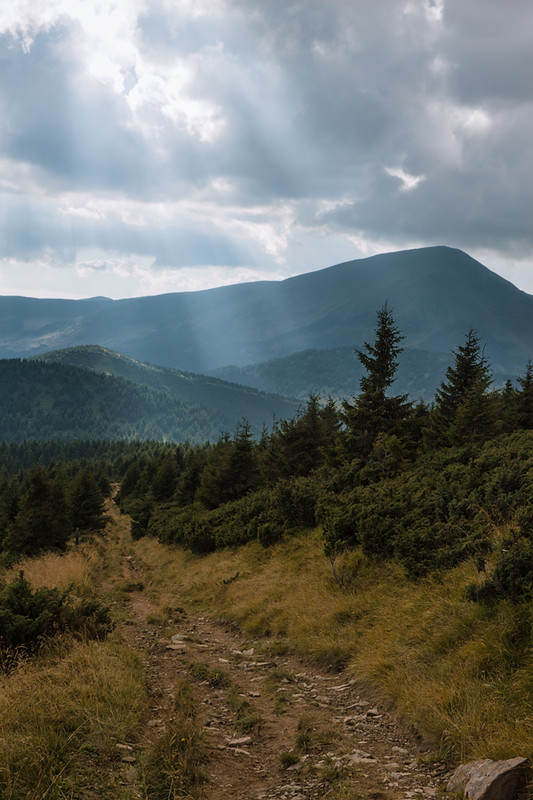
(0, 0), (532, 297)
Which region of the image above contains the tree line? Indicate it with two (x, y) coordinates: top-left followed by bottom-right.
(116, 306), (533, 602)
(2, 305), (533, 603)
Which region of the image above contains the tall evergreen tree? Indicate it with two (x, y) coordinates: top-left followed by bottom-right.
(5, 465), (70, 555)
(263, 395), (341, 479)
(433, 329), (494, 443)
(516, 360), (533, 429)
(69, 468), (106, 533)
(342, 304), (410, 457)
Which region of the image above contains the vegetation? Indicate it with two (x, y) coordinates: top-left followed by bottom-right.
(2, 301), (533, 783)
(0, 357), (232, 444)
(117, 308), (533, 607)
(0, 570), (111, 656)
(0, 461), (108, 562)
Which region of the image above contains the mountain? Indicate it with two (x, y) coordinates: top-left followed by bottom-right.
(34, 345), (299, 428)
(209, 346), (515, 403)
(0, 354), (299, 444)
(1, 247), (532, 374)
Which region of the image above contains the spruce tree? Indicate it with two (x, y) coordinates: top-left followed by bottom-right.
(433, 329), (494, 443)
(342, 304), (410, 457)
(516, 360), (533, 429)
(70, 468), (106, 534)
(6, 466), (70, 555)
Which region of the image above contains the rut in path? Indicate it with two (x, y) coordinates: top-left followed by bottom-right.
(113, 524), (451, 799)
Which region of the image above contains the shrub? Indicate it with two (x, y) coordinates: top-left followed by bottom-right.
(467, 539), (533, 603)
(0, 571), (112, 657)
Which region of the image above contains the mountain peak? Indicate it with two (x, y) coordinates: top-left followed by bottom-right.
(1, 247), (531, 374)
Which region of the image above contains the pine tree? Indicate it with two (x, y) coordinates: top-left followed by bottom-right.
(433, 329), (494, 443)
(5, 466), (70, 555)
(342, 304), (410, 457)
(152, 454), (180, 502)
(435, 330), (492, 422)
(69, 468), (106, 533)
(516, 360), (533, 429)
(228, 419), (259, 500)
(450, 375), (497, 444)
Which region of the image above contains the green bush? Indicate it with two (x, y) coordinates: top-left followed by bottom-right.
(467, 539), (533, 603)
(0, 572), (112, 657)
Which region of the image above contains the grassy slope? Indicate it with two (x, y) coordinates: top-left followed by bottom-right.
(0, 509), (147, 799)
(135, 532), (533, 763)
(1, 494), (531, 795)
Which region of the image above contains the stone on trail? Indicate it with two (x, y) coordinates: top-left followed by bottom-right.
(226, 736), (253, 747)
(447, 757), (530, 800)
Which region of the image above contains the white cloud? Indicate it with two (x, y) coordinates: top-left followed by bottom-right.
(0, 0), (531, 298)
(384, 167), (426, 192)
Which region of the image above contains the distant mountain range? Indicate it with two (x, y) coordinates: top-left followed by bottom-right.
(209, 347), (514, 404)
(0, 349), (299, 444)
(1, 247), (532, 377)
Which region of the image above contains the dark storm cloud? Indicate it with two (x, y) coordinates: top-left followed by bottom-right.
(0, 0), (532, 296)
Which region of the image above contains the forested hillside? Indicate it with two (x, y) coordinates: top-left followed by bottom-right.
(35, 345), (299, 428)
(210, 346), (514, 402)
(115, 308), (533, 604)
(0, 357), (298, 444)
(1, 307), (533, 786)
(0, 359), (231, 443)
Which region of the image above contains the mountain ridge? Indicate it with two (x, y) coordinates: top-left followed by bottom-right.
(1, 246), (532, 374)
(0, 350), (300, 444)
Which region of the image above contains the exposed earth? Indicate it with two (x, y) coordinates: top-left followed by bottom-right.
(105, 503), (452, 800)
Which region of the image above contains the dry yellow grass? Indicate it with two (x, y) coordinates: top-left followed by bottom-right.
(0, 509), (148, 798)
(4, 545), (99, 591)
(0, 639), (146, 799)
(135, 532), (533, 762)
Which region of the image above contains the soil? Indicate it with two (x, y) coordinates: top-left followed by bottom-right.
(110, 510), (453, 799)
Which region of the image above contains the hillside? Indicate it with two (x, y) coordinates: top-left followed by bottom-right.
(34, 345), (299, 429)
(1, 247), (533, 374)
(2, 314), (533, 795)
(0, 358), (297, 444)
(210, 346), (514, 403)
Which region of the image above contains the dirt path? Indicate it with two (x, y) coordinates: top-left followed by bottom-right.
(111, 512), (451, 800)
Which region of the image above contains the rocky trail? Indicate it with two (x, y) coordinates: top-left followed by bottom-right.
(107, 515), (452, 800)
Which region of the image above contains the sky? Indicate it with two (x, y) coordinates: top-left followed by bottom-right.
(0, 0), (532, 300)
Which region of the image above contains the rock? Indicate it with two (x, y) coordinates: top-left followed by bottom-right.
(392, 746), (409, 756)
(226, 736), (253, 747)
(447, 757), (530, 800)
(350, 749), (374, 760)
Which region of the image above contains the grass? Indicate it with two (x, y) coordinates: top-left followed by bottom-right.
(140, 679), (207, 799)
(280, 751), (300, 768)
(187, 661), (231, 688)
(226, 688), (262, 734)
(3, 546), (99, 592)
(0, 505), (149, 798)
(0, 639), (146, 799)
(135, 531), (533, 763)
